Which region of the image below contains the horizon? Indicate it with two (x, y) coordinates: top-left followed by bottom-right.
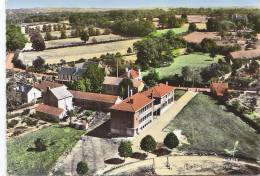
(7, 0), (260, 10)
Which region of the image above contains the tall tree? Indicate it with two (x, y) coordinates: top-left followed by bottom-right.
(119, 78), (134, 99)
(31, 32), (45, 51)
(80, 30), (89, 43)
(163, 132), (179, 149)
(140, 135), (156, 154)
(6, 25), (27, 51)
(118, 141), (133, 161)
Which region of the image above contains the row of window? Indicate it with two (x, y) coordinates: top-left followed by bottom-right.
(140, 120), (152, 131)
(139, 112), (152, 123)
(138, 103), (152, 115)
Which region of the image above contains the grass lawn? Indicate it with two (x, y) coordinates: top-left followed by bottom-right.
(7, 125), (85, 175)
(142, 53), (222, 79)
(174, 90), (186, 101)
(166, 94), (260, 161)
(151, 24), (189, 36)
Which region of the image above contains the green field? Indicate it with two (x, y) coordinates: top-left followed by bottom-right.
(7, 126), (85, 175)
(151, 25), (189, 36)
(166, 94), (260, 161)
(143, 53), (222, 79)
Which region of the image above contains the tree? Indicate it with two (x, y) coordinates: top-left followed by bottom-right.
(181, 66), (192, 82)
(140, 135), (156, 154)
(88, 26), (96, 36)
(44, 32), (53, 41)
(42, 24), (47, 32)
(33, 56), (45, 71)
(76, 161), (88, 175)
(80, 30), (89, 43)
(143, 69), (160, 87)
(31, 32), (45, 51)
(210, 49), (217, 61)
(34, 138), (47, 152)
(118, 141), (133, 161)
(188, 23), (197, 32)
(60, 30), (67, 39)
(103, 28), (112, 35)
(127, 47), (133, 54)
(6, 25), (27, 51)
(69, 79), (91, 92)
(163, 132), (179, 149)
(119, 78), (133, 99)
(92, 37), (97, 43)
(83, 64), (105, 93)
(96, 28), (101, 35)
(248, 60), (259, 74)
(200, 38), (217, 53)
(67, 109), (76, 124)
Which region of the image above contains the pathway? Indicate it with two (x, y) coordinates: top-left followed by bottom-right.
(132, 91), (198, 151)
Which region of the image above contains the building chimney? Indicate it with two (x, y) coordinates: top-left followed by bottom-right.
(130, 89), (133, 96)
(138, 68), (141, 79)
(129, 98), (134, 104)
(166, 81), (168, 85)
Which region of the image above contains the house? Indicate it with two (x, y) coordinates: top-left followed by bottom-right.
(110, 93), (154, 136)
(124, 68), (142, 80)
(229, 49), (260, 60)
(110, 83), (175, 137)
(142, 83), (174, 116)
(70, 90), (122, 111)
(43, 86), (74, 111)
(36, 104), (65, 122)
(34, 81), (64, 92)
(57, 67), (86, 82)
(210, 82), (229, 96)
(17, 84), (42, 103)
(103, 76), (144, 96)
(176, 15), (208, 23)
(183, 32), (221, 44)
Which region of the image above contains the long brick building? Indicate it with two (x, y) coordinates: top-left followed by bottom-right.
(110, 83), (175, 137)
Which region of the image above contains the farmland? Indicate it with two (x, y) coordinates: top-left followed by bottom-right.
(142, 53), (222, 79)
(19, 39), (140, 65)
(7, 126), (85, 175)
(166, 93), (260, 161)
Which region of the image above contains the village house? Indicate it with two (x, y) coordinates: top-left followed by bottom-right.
(183, 31), (221, 44)
(110, 93), (154, 136)
(110, 83), (175, 137)
(210, 82), (229, 96)
(57, 67), (86, 82)
(17, 84), (42, 103)
(36, 85), (74, 122)
(70, 90), (122, 111)
(103, 76), (144, 96)
(142, 83), (174, 116)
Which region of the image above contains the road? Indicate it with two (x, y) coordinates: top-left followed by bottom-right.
(131, 91), (198, 151)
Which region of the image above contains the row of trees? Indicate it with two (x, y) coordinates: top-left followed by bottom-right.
(6, 25), (27, 51)
(159, 14), (186, 29)
(134, 30), (186, 69)
(118, 132), (179, 160)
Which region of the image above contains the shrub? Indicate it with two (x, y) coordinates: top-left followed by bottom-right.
(140, 135), (156, 153)
(76, 161), (88, 175)
(118, 141), (132, 160)
(163, 132), (179, 149)
(34, 138), (47, 152)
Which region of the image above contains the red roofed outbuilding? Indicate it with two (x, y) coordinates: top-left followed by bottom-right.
(210, 82), (229, 96)
(36, 104), (65, 122)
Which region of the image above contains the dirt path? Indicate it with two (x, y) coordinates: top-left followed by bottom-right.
(131, 91), (198, 151)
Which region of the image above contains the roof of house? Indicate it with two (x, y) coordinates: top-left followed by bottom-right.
(103, 76), (143, 88)
(110, 93), (153, 112)
(229, 49), (260, 59)
(176, 15), (208, 23)
(34, 81), (64, 91)
(210, 82), (229, 96)
(50, 86), (73, 100)
(70, 90), (121, 104)
(36, 104), (64, 116)
(142, 83), (174, 98)
(58, 67), (86, 76)
(183, 32), (220, 44)
(103, 76), (123, 86)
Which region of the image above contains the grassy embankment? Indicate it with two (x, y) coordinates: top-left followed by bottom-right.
(7, 126), (85, 175)
(166, 93), (260, 161)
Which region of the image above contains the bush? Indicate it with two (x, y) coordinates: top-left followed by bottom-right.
(7, 119), (19, 128)
(118, 141), (132, 160)
(163, 132), (179, 149)
(76, 161), (88, 175)
(34, 138), (47, 152)
(140, 135), (156, 153)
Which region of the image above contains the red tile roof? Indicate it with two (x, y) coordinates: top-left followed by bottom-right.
(69, 90), (121, 104)
(36, 104), (64, 116)
(129, 69), (139, 79)
(35, 81), (64, 91)
(110, 93), (153, 112)
(142, 83), (174, 98)
(183, 32), (220, 44)
(210, 82), (229, 96)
